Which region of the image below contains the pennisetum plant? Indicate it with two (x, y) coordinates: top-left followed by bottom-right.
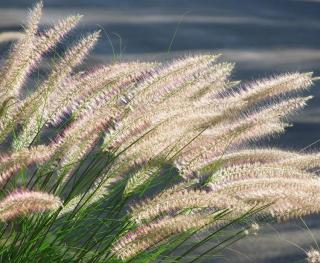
(0, 2), (320, 262)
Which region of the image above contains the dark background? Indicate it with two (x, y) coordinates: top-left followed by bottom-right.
(1, 0), (320, 262)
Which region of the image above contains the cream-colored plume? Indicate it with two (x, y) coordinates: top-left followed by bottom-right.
(0, 190), (62, 221)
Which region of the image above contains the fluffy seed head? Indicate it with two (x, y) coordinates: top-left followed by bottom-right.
(112, 214), (216, 260)
(0, 190), (62, 221)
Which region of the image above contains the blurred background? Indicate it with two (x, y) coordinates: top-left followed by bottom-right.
(1, 0), (320, 262)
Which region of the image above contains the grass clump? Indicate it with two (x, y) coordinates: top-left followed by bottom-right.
(0, 2), (320, 262)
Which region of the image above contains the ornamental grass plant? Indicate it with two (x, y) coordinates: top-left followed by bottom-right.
(1, 2), (320, 262)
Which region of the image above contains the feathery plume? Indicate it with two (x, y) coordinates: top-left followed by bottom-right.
(131, 188), (248, 224)
(0, 190), (62, 221)
(208, 163), (316, 191)
(237, 72), (313, 106)
(197, 148), (298, 174)
(0, 14), (82, 143)
(0, 2), (43, 99)
(112, 214), (216, 260)
(188, 62), (235, 100)
(14, 31), (100, 149)
(279, 153), (320, 171)
(0, 5), (81, 101)
(130, 54), (219, 110)
(177, 96), (311, 175)
(25, 2), (43, 35)
(0, 145), (54, 185)
(209, 177), (320, 220)
(35, 14), (82, 53)
(49, 62), (156, 125)
(51, 31), (100, 79)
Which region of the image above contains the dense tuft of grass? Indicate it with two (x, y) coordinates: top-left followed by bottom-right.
(0, 2), (320, 262)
